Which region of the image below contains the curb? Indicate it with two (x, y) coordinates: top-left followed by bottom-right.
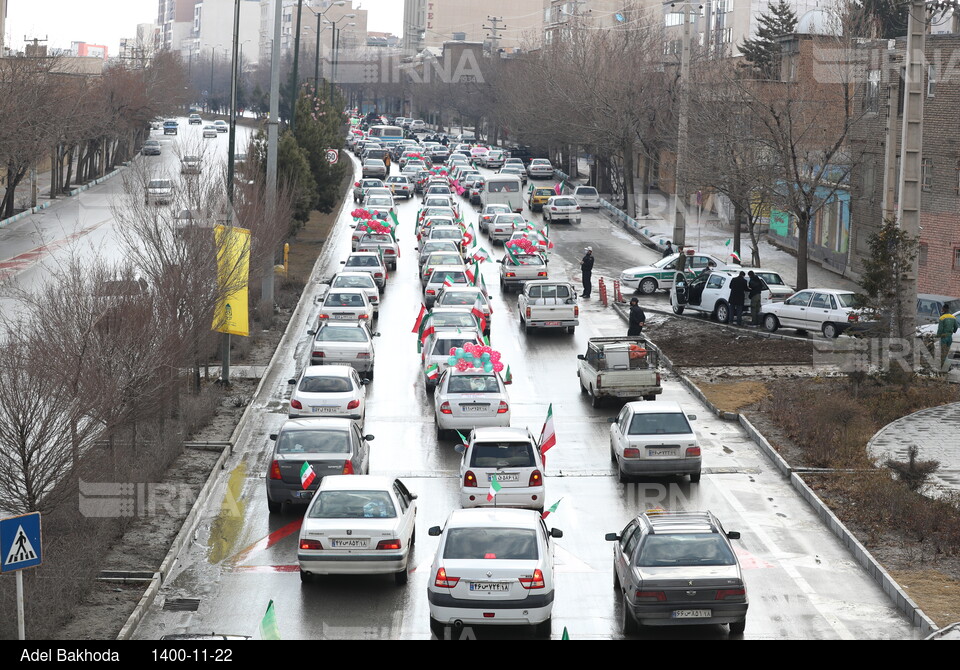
(117, 163), (359, 641)
(0, 167), (126, 230)
(612, 298), (939, 634)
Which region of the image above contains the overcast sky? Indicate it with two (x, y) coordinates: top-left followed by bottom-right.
(5, 0), (404, 55)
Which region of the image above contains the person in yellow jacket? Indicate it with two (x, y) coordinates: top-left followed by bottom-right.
(938, 312), (959, 347)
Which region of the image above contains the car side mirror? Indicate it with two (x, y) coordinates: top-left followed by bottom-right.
(307, 330), (316, 336)
(577, 354), (585, 360)
(550, 528), (563, 539)
(374, 332), (381, 337)
(727, 531), (741, 540)
(340, 261), (346, 264)
(364, 434), (375, 441)
(604, 533), (620, 542)
(687, 414), (697, 421)
(496, 259), (503, 264)
(428, 526), (442, 537)
(269, 433), (277, 441)
(454, 444), (466, 454)
(288, 379), (296, 385)
(607, 417), (617, 423)
(360, 379), (370, 385)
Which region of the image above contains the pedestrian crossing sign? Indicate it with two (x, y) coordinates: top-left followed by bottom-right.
(1, 512), (42, 572)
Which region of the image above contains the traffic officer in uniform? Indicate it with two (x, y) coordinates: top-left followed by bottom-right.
(628, 297), (646, 336)
(581, 247), (594, 298)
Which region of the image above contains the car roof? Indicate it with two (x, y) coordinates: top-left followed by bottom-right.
(472, 426), (531, 441)
(624, 400), (686, 415)
(348, 252), (383, 259)
(445, 507), (542, 529)
(325, 287), (367, 294)
(448, 367), (497, 377)
(431, 326), (480, 336)
(280, 417), (355, 432)
(334, 271), (376, 280)
(303, 364), (354, 377)
(318, 475), (395, 491)
(918, 293), (960, 302)
(637, 511), (724, 535)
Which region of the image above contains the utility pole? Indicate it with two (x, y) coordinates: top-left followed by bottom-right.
(264, 0), (282, 311)
(483, 16), (505, 53)
(672, 2), (696, 273)
(290, 0), (305, 136)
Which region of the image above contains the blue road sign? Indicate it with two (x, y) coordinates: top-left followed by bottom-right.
(1, 512), (42, 572)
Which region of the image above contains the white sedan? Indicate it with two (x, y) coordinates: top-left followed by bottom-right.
(572, 185), (601, 208)
(542, 196), (581, 224)
(427, 508), (560, 638)
(761, 288), (862, 338)
(434, 369), (510, 438)
(288, 365), (367, 425)
(298, 475), (418, 585)
(328, 272), (380, 314)
(316, 288), (374, 325)
(385, 175), (413, 199)
(202, 125), (218, 138)
(308, 322), (377, 379)
(526, 158), (554, 179)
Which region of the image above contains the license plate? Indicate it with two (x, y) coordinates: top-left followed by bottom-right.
(297, 490), (315, 499)
(545, 321), (561, 326)
(461, 404), (489, 412)
(470, 582), (510, 592)
(311, 406), (339, 414)
(332, 539), (369, 548)
(672, 610), (711, 618)
(334, 314), (352, 319)
(487, 473), (519, 482)
(648, 448), (678, 457)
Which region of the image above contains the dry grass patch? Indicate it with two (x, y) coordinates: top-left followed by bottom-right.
(697, 380), (769, 413)
(888, 570), (960, 627)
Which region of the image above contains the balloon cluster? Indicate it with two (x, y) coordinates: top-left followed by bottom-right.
(446, 343), (505, 373)
(430, 167), (449, 176)
(351, 208), (373, 220)
(505, 238), (539, 255)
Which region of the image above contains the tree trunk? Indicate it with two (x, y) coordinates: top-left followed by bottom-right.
(63, 145), (75, 192)
(746, 214), (761, 266)
(638, 155), (651, 217)
(623, 137), (636, 218)
(796, 211), (810, 290)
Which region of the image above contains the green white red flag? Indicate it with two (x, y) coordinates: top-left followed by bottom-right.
(412, 304), (427, 333)
(487, 474), (502, 502)
(472, 247), (491, 263)
(259, 600), (281, 640)
(300, 462), (317, 489)
(539, 404), (556, 462)
(425, 363), (440, 380)
(504, 365), (513, 384)
(541, 498), (562, 519)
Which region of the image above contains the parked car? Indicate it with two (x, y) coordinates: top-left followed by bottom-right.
(455, 427), (543, 510)
(141, 139), (161, 156)
(265, 418), (373, 513)
(427, 508), (560, 638)
(542, 195), (581, 224)
(620, 252), (726, 295)
(761, 288), (863, 338)
(434, 370), (511, 438)
(287, 365), (367, 425)
(145, 178), (174, 206)
(518, 280), (579, 334)
(498, 252), (548, 293)
(609, 401), (700, 483)
(577, 336), (662, 407)
(670, 269), (772, 324)
(917, 294), (960, 325)
(606, 511), (747, 634)
(308, 322), (378, 378)
(297, 475), (417, 585)
(734, 268), (794, 302)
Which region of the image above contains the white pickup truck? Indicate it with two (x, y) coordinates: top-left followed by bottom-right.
(577, 337), (662, 408)
(518, 280), (579, 334)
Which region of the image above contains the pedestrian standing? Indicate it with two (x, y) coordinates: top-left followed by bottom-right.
(729, 270), (749, 326)
(628, 297), (646, 336)
(937, 313), (959, 367)
(581, 247), (594, 298)
(662, 241), (673, 258)
(747, 270), (764, 326)
(384, 153), (391, 174)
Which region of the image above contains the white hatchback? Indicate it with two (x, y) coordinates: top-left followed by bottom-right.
(288, 365), (367, 425)
(456, 427), (544, 511)
(427, 508), (560, 638)
(434, 369), (510, 438)
(298, 475), (418, 585)
(572, 185), (601, 208)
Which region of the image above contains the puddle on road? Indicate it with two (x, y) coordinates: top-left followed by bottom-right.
(206, 457), (249, 565)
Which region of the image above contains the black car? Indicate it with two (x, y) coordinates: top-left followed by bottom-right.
(506, 145), (548, 164)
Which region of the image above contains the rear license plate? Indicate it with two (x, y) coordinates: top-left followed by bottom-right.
(334, 314), (352, 319)
(648, 448), (678, 457)
(311, 406), (339, 414)
(470, 582), (510, 592)
(672, 610), (711, 618)
(487, 473), (519, 482)
(332, 539), (369, 548)
(461, 405), (489, 412)
(545, 321), (561, 326)
(297, 490), (315, 499)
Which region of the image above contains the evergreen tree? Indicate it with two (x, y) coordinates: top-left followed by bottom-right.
(277, 130), (318, 226)
(293, 84), (348, 213)
(740, 0), (798, 78)
(850, 0), (908, 39)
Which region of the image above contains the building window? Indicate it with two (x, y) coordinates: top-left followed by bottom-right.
(665, 11), (684, 26)
(922, 158), (933, 191)
(919, 243), (928, 267)
(954, 248), (960, 270)
(928, 64), (936, 97)
(863, 161), (875, 197)
(864, 69), (880, 113)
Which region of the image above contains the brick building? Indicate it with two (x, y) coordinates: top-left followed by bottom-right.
(849, 33), (960, 295)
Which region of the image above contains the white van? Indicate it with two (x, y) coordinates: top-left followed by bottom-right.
(481, 175), (523, 213)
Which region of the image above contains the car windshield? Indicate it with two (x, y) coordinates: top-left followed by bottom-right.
(324, 293), (366, 307)
(628, 413), (692, 435)
(300, 376), (353, 393)
(635, 534), (736, 567)
(439, 292), (480, 306)
(431, 337), (477, 355)
(443, 528), (539, 560)
(470, 442), (534, 467)
(276, 429), (350, 454)
(448, 375), (499, 394)
(345, 257), (380, 267)
(756, 272), (785, 286)
(315, 327), (368, 342)
(576, 187), (598, 196)
(309, 491), (396, 519)
(333, 276), (375, 289)
(652, 255), (677, 269)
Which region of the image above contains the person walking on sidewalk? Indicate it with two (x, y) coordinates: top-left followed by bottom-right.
(628, 297), (646, 336)
(747, 270), (764, 326)
(581, 247), (594, 298)
(729, 271), (749, 326)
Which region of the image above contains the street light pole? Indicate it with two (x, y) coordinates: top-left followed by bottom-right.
(328, 16), (355, 101)
(222, 0), (242, 386)
(315, 11), (323, 93)
(290, 0), (304, 135)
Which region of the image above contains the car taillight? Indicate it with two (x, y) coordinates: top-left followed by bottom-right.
(686, 446), (701, 457)
(550, 207), (557, 211)
(359, 314), (369, 319)
(269, 460), (282, 480)
(426, 289), (436, 295)
(506, 272), (516, 278)
(290, 399), (303, 410)
(623, 448), (640, 458)
(635, 591), (667, 602)
(528, 470), (542, 486)
(313, 351), (324, 358)
(318, 314), (329, 320)
(299, 538), (323, 550)
(519, 569), (545, 590)
(376, 539), (402, 550)
(384, 249), (396, 254)
(526, 307), (531, 318)
(370, 297), (379, 303)
(342, 460), (355, 475)
(848, 313), (859, 322)
(356, 352), (370, 359)
(435, 567), (459, 588)
(574, 305), (579, 317)
(716, 588), (746, 600)
(596, 375), (602, 389)
(656, 372), (661, 386)
(537, 272), (547, 277)
(347, 399), (361, 410)
(464, 471), (477, 487)
(440, 401), (452, 414)
(374, 272), (383, 278)
(497, 401), (509, 414)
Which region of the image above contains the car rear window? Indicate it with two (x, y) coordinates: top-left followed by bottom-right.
(300, 375), (353, 393)
(315, 327), (368, 342)
(345, 257), (380, 267)
(333, 276), (375, 289)
(431, 337), (477, 355)
(635, 534), (736, 567)
(553, 198), (577, 206)
(576, 187), (598, 196)
(507, 254), (544, 266)
(443, 528), (539, 560)
(627, 413), (692, 435)
(361, 234), (392, 243)
(470, 442), (535, 467)
(309, 491), (396, 519)
(528, 284), (570, 299)
(438, 292), (479, 306)
(324, 293), (366, 307)
(429, 271), (466, 285)
(430, 314), (475, 328)
(836, 293), (860, 308)
(276, 429), (350, 454)
(448, 375), (499, 394)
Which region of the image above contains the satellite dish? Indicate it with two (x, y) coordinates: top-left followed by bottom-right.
(615, 13), (625, 22)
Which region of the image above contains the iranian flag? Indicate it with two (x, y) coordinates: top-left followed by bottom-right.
(259, 600), (281, 640)
(465, 265), (476, 285)
(472, 247), (491, 263)
(487, 474), (502, 502)
(541, 498), (562, 520)
(412, 304), (427, 334)
(539, 404), (557, 462)
(420, 324), (436, 347)
(504, 242), (522, 265)
(472, 295), (487, 332)
(504, 365), (513, 384)
(425, 363), (440, 381)
(300, 461), (317, 489)
(554, 181), (564, 195)
(443, 275), (455, 288)
(389, 211), (400, 230)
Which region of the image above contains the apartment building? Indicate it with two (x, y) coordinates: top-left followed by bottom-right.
(404, 0), (544, 54)
(258, 0), (367, 67)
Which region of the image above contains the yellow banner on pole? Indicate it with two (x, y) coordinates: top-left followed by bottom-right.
(213, 225), (250, 337)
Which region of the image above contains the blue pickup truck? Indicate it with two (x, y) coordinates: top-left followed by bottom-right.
(163, 119), (178, 135)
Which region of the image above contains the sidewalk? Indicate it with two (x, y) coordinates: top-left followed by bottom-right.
(867, 402), (960, 499)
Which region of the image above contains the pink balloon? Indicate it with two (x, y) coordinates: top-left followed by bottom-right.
(449, 347), (457, 356)
(490, 351), (501, 362)
(493, 361), (504, 372)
